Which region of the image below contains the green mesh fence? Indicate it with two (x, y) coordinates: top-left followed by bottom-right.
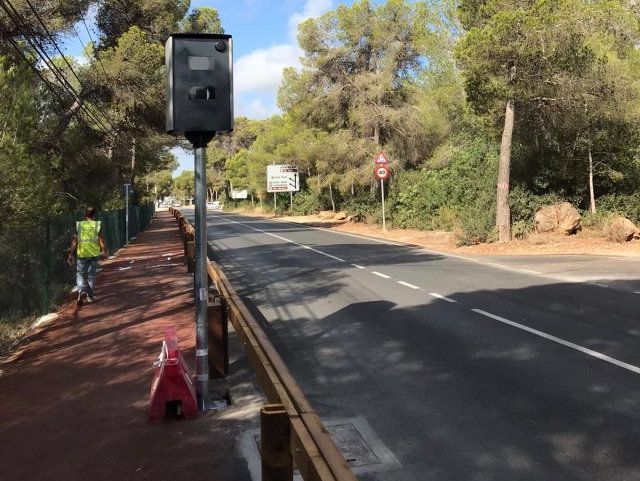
(0, 204), (155, 316)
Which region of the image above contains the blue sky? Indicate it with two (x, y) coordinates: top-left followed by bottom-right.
(62, 0), (362, 174)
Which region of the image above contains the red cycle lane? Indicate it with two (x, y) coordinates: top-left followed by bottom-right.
(0, 211), (257, 481)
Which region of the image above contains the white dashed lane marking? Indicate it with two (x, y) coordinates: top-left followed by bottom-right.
(352, 264), (365, 269)
(471, 309), (640, 375)
(398, 281), (420, 290)
(429, 292), (457, 303)
(372, 271), (391, 279)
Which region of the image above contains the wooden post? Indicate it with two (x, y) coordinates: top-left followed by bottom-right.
(207, 288), (228, 378)
(186, 238), (195, 273)
(261, 404), (292, 481)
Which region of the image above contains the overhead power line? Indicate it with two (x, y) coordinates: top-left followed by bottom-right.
(79, 8), (109, 80)
(21, 0), (118, 133)
(0, 33), (107, 142)
(0, 0), (116, 139)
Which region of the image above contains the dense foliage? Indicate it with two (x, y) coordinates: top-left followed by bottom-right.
(2, 0), (640, 315)
(212, 0), (640, 247)
(0, 1), (223, 315)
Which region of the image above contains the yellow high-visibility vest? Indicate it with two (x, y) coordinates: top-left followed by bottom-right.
(76, 220), (101, 258)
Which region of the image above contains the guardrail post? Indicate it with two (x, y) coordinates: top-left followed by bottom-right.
(207, 286), (229, 378)
(186, 237), (195, 273)
(261, 404), (293, 481)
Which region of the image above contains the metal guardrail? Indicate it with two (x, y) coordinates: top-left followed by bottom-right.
(169, 207), (358, 481)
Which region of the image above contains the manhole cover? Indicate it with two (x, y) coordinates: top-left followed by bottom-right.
(325, 423), (382, 467)
(242, 416), (399, 480)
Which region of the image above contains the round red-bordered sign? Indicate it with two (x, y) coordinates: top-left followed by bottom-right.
(375, 166), (390, 180)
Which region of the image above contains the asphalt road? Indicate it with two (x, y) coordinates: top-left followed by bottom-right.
(189, 211), (640, 481)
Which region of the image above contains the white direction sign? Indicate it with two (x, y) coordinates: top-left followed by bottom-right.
(230, 189), (248, 199)
(267, 164), (300, 193)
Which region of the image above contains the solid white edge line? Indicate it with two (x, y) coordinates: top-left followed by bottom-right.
(270, 217), (483, 262)
(215, 215), (346, 262)
(372, 271), (391, 279)
(398, 281), (420, 290)
(429, 292), (457, 303)
(214, 214), (632, 293)
(471, 308), (640, 375)
(519, 269), (543, 275)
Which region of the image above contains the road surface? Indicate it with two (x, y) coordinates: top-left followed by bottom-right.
(188, 210), (640, 481)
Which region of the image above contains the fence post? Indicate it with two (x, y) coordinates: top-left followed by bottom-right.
(42, 219), (50, 314)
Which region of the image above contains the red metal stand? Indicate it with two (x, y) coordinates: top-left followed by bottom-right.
(148, 327), (198, 423)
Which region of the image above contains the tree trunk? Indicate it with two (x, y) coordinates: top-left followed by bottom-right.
(588, 146), (596, 214)
(373, 124), (380, 147)
(496, 98), (515, 243)
(329, 183), (335, 212)
(130, 138), (136, 185)
(107, 132), (115, 161)
(53, 98), (83, 140)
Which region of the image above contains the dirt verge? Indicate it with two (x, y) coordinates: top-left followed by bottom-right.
(237, 210), (640, 257)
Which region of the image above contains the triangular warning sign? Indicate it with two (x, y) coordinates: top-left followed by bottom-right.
(374, 151), (388, 164)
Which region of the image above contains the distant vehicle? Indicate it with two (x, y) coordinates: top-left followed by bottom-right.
(207, 200), (222, 210)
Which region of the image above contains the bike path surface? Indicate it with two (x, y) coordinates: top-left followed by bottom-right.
(197, 211), (640, 481)
(0, 211), (259, 481)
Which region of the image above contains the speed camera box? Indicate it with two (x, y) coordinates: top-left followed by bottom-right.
(165, 33), (233, 135)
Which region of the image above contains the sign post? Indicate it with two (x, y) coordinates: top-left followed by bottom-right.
(380, 179), (386, 231)
(166, 33), (233, 411)
(374, 152), (390, 231)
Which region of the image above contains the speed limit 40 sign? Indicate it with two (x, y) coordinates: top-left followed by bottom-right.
(375, 165), (390, 180)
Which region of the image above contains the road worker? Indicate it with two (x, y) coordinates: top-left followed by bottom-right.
(68, 207), (108, 306)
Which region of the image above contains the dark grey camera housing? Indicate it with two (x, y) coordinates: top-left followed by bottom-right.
(166, 33), (233, 136)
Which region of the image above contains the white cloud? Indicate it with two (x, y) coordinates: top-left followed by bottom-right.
(288, 0), (332, 40)
(71, 54), (90, 66)
(237, 99), (278, 119)
(234, 44), (301, 94)
(234, 0), (333, 119)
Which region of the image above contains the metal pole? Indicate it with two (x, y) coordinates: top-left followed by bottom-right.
(194, 142), (211, 410)
(125, 184), (130, 244)
(273, 192), (277, 215)
(381, 179), (386, 231)
(290, 191), (293, 211)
